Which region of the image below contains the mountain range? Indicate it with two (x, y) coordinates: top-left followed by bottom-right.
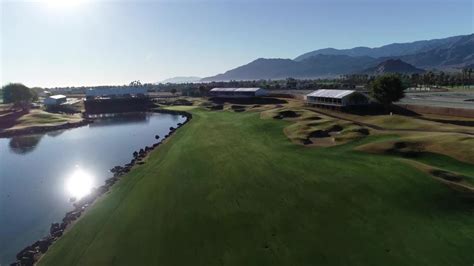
(361, 59), (425, 75)
(160, 76), (202, 84)
(201, 34), (473, 81)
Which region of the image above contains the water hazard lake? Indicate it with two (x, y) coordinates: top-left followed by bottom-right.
(0, 112), (186, 264)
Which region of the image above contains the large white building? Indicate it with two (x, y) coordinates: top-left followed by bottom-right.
(209, 88), (268, 98)
(306, 89), (369, 107)
(44, 95), (67, 106)
(85, 86), (148, 99)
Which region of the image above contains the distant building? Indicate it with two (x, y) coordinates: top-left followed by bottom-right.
(44, 95), (67, 106)
(84, 86), (151, 114)
(209, 88), (268, 98)
(306, 89), (369, 108)
(38, 90), (51, 98)
(406, 87), (432, 92)
(355, 85), (367, 91)
(85, 86), (148, 99)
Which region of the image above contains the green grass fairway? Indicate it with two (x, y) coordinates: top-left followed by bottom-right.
(40, 108), (474, 266)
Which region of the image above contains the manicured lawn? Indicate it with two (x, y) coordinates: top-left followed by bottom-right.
(40, 108), (474, 266)
(15, 110), (81, 126)
(0, 109), (82, 132)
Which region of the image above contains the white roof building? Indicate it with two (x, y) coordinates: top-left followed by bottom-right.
(306, 89), (369, 107)
(307, 89), (355, 99)
(44, 95), (67, 106)
(209, 88), (268, 98)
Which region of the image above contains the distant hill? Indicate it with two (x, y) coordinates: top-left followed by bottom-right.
(294, 35), (465, 61)
(160, 76), (201, 84)
(202, 34), (474, 81)
(201, 55), (377, 81)
(397, 34), (474, 70)
(361, 59), (425, 75)
(298, 55), (378, 77)
(202, 58), (298, 81)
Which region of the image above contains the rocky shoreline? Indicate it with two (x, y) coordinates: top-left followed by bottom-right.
(0, 119), (92, 138)
(10, 109), (192, 266)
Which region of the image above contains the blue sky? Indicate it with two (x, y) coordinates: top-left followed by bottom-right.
(1, 0), (473, 87)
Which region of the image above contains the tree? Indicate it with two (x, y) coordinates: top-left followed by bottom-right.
(462, 67), (473, 88)
(30, 87), (44, 102)
(170, 88), (177, 95)
(370, 75), (405, 109)
(129, 80), (142, 87)
(198, 86), (207, 96)
(30, 90), (39, 102)
(286, 77), (297, 90)
(2, 83), (34, 109)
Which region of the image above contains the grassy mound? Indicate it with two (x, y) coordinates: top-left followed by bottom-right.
(273, 110), (300, 119)
(18, 111), (76, 125)
(356, 133), (474, 164)
(347, 113), (474, 134)
(230, 105), (246, 112)
(272, 108), (370, 147)
(0, 109), (82, 132)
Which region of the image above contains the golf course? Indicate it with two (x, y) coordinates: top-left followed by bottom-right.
(39, 103), (474, 266)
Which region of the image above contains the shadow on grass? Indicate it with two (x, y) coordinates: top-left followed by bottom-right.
(329, 104), (420, 116)
(0, 109), (28, 130)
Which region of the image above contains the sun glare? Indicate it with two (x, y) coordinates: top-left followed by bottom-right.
(65, 168), (95, 200)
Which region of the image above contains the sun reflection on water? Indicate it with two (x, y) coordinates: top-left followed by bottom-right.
(65, 167), (95, 200)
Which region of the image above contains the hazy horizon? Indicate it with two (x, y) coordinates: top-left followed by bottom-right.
(1, 0), (473, 88)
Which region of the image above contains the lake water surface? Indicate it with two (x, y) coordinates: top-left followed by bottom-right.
(0, 112), (186, 264)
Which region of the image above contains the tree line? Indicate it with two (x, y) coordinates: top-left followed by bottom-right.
(163, 69), (473, 96)
(0, 75), (420, 113)
(1, 83), (39, 109)
(342, 68), (473, 88)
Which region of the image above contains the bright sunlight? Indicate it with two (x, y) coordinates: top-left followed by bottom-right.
(65, 168), (95, 200)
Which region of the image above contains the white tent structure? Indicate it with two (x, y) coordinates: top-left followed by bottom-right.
(85, 87), (148, 99)
(44, 95), (67, 106)
(209, 88), (268, 98)
(305, 89), (369, 107)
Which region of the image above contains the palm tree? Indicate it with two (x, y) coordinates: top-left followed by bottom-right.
(468, 68), (473, 88)
(461, 68), (470, 88)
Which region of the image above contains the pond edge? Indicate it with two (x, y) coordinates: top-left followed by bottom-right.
(10, 109), (193, 266)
